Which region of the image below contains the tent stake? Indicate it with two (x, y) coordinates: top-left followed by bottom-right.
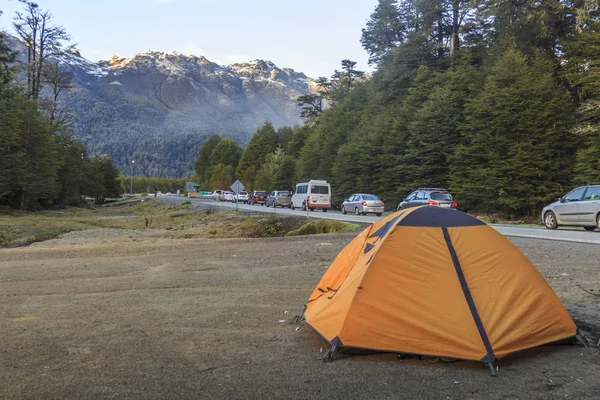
(488, 362), (497, 377)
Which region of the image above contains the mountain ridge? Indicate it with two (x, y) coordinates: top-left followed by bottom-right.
(6, 34), (313, 177)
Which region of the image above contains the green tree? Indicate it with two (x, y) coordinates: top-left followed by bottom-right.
(101, 156), (122, 199)
(361, 0), (407, 65)
(193, 134), (221, 184)
(56, 140), (87, 206)
(286, 125), (310, 157)
(0, 12), (17, 84)
(330, 60), (365, 103)
(83, 155), (121, 204)
(267, 147), (296, 190)
(209, 137), (242, 168)
(450, 50), (577, 217)
(276, 126), (294, 150)
(562, 21), (600, 183)
(236, 122), (277, 184)
(296, 77), (334, 121)
(208, 163), (235, 191)
(477, 0), (569, 56)
(0, 86), (27, 206)
(296, 83), (371, 181)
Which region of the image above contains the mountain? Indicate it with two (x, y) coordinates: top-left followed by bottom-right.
(6, 35), (314, 177)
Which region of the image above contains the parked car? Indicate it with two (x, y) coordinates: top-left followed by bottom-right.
(342, 194), (384, 216)
(235, 191), (249, 203)
(542, 183), (600, 231)
(266, 190), (292, 208)
(223, 191), (235, 202)
(291, 180), (331, 212)
(212, 190), (223, 200)
(397, 188), (457, 211)
(249, 190), (267, 205)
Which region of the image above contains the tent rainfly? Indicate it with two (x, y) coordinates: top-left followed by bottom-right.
(301, 206), (579, 375)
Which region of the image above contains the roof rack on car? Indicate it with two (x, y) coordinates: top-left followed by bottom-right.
(587, 182), (600, 186)
(417, 188), (448, 191)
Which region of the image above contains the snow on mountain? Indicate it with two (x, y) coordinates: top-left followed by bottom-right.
(4, 33), (316, 176)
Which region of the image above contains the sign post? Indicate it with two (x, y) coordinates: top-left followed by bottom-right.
(230, 180), (245, 211)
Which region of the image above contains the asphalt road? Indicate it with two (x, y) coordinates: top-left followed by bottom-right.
(159, 196), (600, 245)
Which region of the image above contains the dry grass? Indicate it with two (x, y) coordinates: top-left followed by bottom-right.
(0, 200), (360, 247)
(286, 219), (359, 236)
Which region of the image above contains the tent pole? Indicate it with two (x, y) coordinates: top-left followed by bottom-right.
(488, 362), (497, 377)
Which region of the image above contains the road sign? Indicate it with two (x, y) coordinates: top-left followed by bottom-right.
(230, 180), (245, 194)
(231, 180), (245, 211)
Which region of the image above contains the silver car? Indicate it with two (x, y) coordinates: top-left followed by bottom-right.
(266, 190), (291, 208)
(342, 194), (384, 216)
(542, 184), (600, 231)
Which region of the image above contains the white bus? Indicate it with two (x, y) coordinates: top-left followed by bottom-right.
(291, 180), (332, 212)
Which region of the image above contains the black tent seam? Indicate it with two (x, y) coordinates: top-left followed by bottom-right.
(442, 227), (496, 363)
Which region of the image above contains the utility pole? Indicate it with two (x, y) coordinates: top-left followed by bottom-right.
(130, 159), (135, 195)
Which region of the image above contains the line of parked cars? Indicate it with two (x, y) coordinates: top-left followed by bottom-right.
(209, 181), (600, 232)
(210, 183), (461, 216)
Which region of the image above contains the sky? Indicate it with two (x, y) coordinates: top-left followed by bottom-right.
(0, 0), (379, 78)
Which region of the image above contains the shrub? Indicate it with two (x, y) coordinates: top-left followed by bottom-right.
(286, 220), (358, 237)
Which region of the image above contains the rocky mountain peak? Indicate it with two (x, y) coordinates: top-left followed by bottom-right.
(4, 34), (315, 176)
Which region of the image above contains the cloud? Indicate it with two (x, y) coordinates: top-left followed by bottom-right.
(175, 43), (206, 57)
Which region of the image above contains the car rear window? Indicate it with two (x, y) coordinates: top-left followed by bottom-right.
(430, 192), (453, 201)
(311, 185), (329, 194)
(362, 194), (380, 200)
(277, 191), (290, 196)
(240, 191), (247, 195)
(256, 191), (266, 195)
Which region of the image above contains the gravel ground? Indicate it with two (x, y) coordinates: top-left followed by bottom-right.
(0, 230), (599, 400)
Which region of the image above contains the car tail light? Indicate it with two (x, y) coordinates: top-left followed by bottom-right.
(428, 200), (439, 206)
(381, 201), (384, 206)
(452, 201), (458, 207)
(329, 196), (332, 202)
(361, 201), (367, 206)
(276, 196), (279, 200)
(307, 196), (311, 202)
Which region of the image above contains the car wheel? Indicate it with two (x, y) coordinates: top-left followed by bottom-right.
(291, 203), (295, 210)
(597, 213), (600, 230)
(355, 208), (359, 215)
(376, 213), (382, 217)
(342, 207), (347, 215)
(266, 202), (270, 207)
(323, 208), (328, 213)
(544, 211), (558, 230)
(302, 203), (306, 211)
(584, 226), (596, 231)
(361, 212), (366, 216)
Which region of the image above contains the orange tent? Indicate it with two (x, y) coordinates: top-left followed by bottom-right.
(303, 206), (577, 374)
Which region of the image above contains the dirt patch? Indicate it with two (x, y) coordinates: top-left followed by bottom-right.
(0, 233), (598, 399)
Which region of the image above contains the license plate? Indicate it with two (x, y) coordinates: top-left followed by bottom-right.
(440, 203), (451, 208)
